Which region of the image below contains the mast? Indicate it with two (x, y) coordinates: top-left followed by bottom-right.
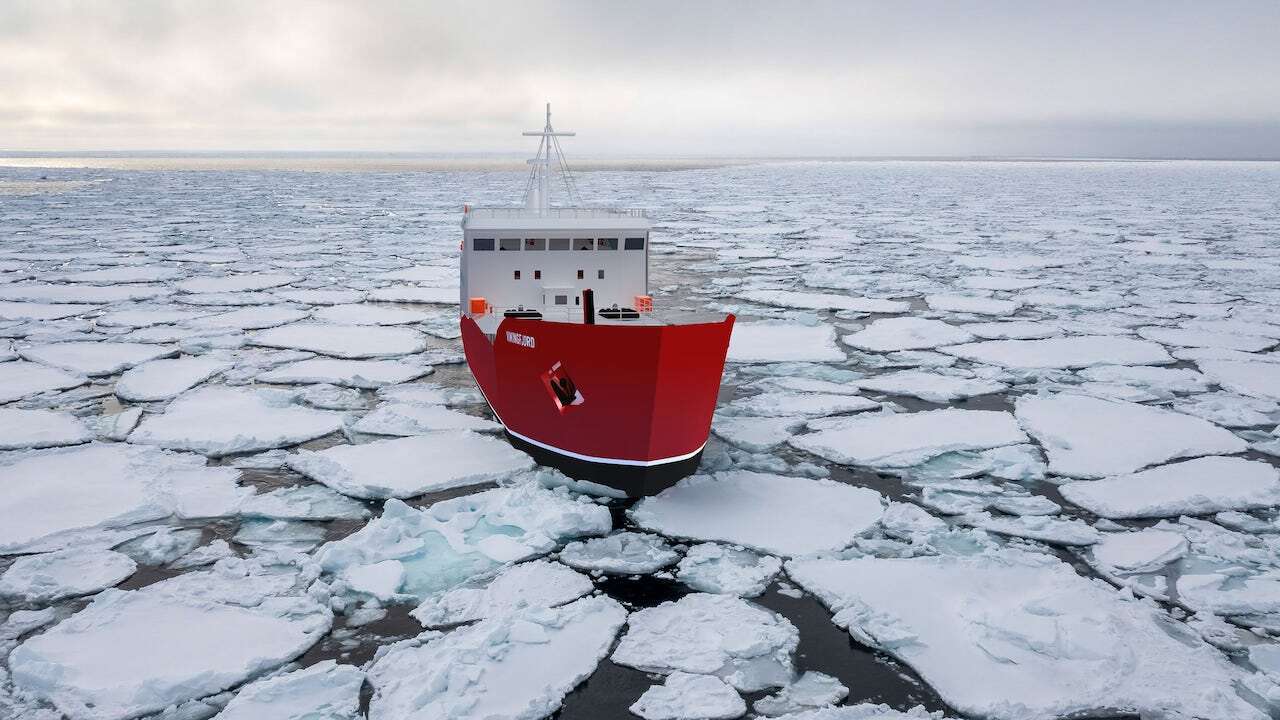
(522, 102), (577, 213)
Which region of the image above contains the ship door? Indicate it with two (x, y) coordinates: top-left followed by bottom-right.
(542, 286), (575, 317)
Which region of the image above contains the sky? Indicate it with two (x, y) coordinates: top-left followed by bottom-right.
(2, 1), (1279, 158)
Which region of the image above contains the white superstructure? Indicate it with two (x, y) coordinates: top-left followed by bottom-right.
(460, 105), (651, 321)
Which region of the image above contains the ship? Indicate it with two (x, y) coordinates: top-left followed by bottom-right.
(459, 105), (735, 496)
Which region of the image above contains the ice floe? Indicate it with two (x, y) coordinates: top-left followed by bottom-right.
(1015, 393), (1247, 478)
(712, 415), (806, 452)
(288, 432), (533, 499)
(924, 294), (1019, 316)
(128, 386), (343, 456)
(753, 672), (848, 716)
(258, 357), (432, 388)
(366, 285), (458, 304)
(368, 596), (626, 720)
(0, 361), (86, 402)
(787, 549), (1264, 720)
(1199, 359), (1280, 401)
(351, 402), (501, 435)
(630, 671), (746, 720)
(1059, 456), (1280, 518)
(1139, 326), (1277, 352)
(728, 390), (879, 417)
(0, 548), (136, 602)
(612, 593), (798, 691)
(409, 559), (594, 628)
(213, 660), (363, 720)
(727, 322), (844, 363)
(676, 543), (781, 597)
(250, 323), (426, 358)
(942, 336), (1173, 369)
(738, 290), (909, 314)
(20, 341), (176, 376)
(188, 306), (310, 330)
(856, 370), (1006, 402)
(0, 408), (92, 450)
(790, 409), (1026, 468)
(177, 273), (299, 294)
(558, 531), (679, 574)
(960, 512), (1101, 546)
(114, 357), (231, 401)
(841, 318), (974, 352)
(1090, 529), (1188, 573)
(312, 303), (432, 325)
(630, 471), (883, 556)
(0, 301), (100, 321)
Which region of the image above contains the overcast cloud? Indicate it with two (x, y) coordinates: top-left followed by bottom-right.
(2, 0), (1278, 157)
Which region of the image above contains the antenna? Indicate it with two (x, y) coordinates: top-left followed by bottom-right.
(521, 102), (578, 213)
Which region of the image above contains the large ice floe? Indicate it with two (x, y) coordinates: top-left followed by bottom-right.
(1059, 456), (1280, 518)
(0, 407), (92, 450)
(941, 336), (1173, 369)
(113, 357), (231, 401)
(630, 671), (747, 720)
(409, 559), (594, 628)
(727, 322), (845, 363)
(128, 386), (343, 456)
(257, 357), (432, 388)
(288, 431), (534, 499)
(558, 531), (679, 574)
(630, 471), (883, 556)
(8, 555), (332, 720)
(612, 592), (798, 691)
(19, 341), (176, 376)
(790, 409), (1027, 468)
(315, 483), (610, 601)
(212, 660), (364, 720)
(250, 323), (426, 358)
(367, 595), (626, 720)
(676, 543), (782, 597)
(787, 548), (1265, 720)
(352, 401), (502, 435)
(737, 289), (909, 314)
(0, 360), (87, 403)
(841, 318), (973, 352)
(855, 369), (1006, 402)
(0, 548), (136, 602)
(1014, 393), (1247, 477)
(1199, 359), (1280, 401)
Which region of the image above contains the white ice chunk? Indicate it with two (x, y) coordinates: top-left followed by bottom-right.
(676, 543), (781, 597)
(737, 290), (908, 314)
(630, 672), (746, 720)
(0, 361), (87, 403)
(727, 322), (845, 363)
(1015, 394), (1247, 478)
(787, 549), (1263, 720)
(1172, 392), (1278, 428)
(0, 548), (136, 601)
(410, 559), (594, 628)
(114, 357), (231, 401)
(1091, 529), (1188, 573)
(0, 408), (92, 450)
(20, 341), (176, 376)
(1078, 364), (1210, 394)
(313, 303), (432, 325)
(630, 471), (882, 557)
(366, 286), (458, 304)
(791, 409), (1026, 468)
(368, 596), (626, 720)
(1138, 326), (1277, 352)
(95, 308), (208, 328)
(1199, 360), (1280, 401)
(559, 531), (679, 575)
(258, 358), (432, 388)
(961, 512), (1100, 546)
(1059, 456), (1280, 518)
(753, 672), (848, 716)
(0, 301), (100, 321)
(188, 306), (309, 331)
(842, 318), (974, 352)
(612, 593), (798, 691)
(712, 415), (806, 452)
(240, 483), (371, 520)
(213, 660), (363, 720)
(729, 391), (879, 417)
(925, 294), (1020, 316)
(177, 273), (299, 294)
(250, 323), (426, 358)
(942, 336), (1173, 369)
(961, 321), (1059, 340)
(879, 502), (947, 539)
(59, 266), (183, 284)
(129, 386), (343, 456)
(288, 432), (533, 499)
(856, 370), (1006, 403)
(114, 527), (203, 565)
(352, 402), (501, 435)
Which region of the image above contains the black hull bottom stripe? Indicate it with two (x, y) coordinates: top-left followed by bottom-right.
(504, 431), (700, 497)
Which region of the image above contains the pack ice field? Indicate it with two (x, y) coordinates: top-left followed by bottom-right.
(1, 159), (1280, 720)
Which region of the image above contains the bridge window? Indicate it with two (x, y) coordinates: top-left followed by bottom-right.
(513, 270), (521, 280)
(625, 237), (645, 250)
(534, 270), (542, 280)
(549, 238), (570, 251)
(597, 269), (605, 279)
(554, 295), (568, 305)
(597, 238), (618, 250)
(524, 238), (545, 250)
(499, 238), (521, 251)
(473, 238), (495, 251)
(574, 238), (594, 251)
(577, 270), (584, 279)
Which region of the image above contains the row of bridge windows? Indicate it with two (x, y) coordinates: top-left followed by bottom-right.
(473, 237), (645, 251)
(512, 269), (604, 280)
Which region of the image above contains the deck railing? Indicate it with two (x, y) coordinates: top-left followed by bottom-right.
(466, 207), (647, 220)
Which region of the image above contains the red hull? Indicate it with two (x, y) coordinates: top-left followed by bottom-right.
(461, 314), (735, 494)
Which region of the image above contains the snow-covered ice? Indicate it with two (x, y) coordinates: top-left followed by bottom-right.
(924, 294), (1019, 316)
(842, 318), (973, 352)
(856, 370), (1006, 402)
(0, 408), (92, 450)
(288, 431), (533, 499)
(630, 672), (746, 720)
(313, 303), (431, 325)
(351, 401), (501, 435)
(753, 672), (849, 716)
(410, 559), (594, 628)
(128, 386), (343, 456)
(558, 531), (679, 574)
(942, 336), (1173, 369)
(0, 361), (86, 403)
(711, 415), (806, 452)
(631, 471), (883, 556)
(213, 660), (363, 720)
(676, 543), (782, 597)
(1090, 529), (1188, 573)
(728, 390), (879, 417)
(114, 357), (231, 401)
(0, 548), (136, 602)
(1059, 456), (1280, 518)
(20, 341), (176, 376)
(250, 323), (426, 358)
(1199, 359), (1280, 401)
(727, 322), (845, 363)
(258, 357), (432, 388)
(790, 409), (1027, 468)
(738, 289), (908, 314)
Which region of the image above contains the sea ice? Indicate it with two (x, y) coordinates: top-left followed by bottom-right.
(258, 357), (432, 388)
(0, 548), (136, 602)
(0, 408), (92, 450)
(790, 409), (1026, 468)
(409, 559), (594, 628)
(728, 390), (879, 417)
(188, 306), (310, 330)
(20, 341), (176, 376)
(1198, 360), (1280, 401)
(727, 322), (845, 363)
(368, 596), (626, 720)
(95, 308), (207, 328)
(351, 402), (501, 435)
(177, 273), (299, 294)
(366, 285), (458, 304)
(0, 301), (100, 321)
(60, 266), (183, 284)
(753, 672), (849, 716)
(1172, 392), (1278, 428)
(213, 660), (364, 720)
(856, 370), (1006, 402)
(630, 672), (746, 720)
(114, 357), (231, 401)
(1090, 529), (1188, 573)
(841, 318), (974, 352)
(612, 593), (798, 691)
(129, 386), (343, 456)
(712, 415), (806, 452)
(961, 320), (1060, 340)
(240, 483), (371, 520)
(738, 290), (909, 313)
(960, 512), (1101, 546)
(0, 361), (87, 403)
(1077, 364), (1210, 395)
(787, 549), (1264, 720)
(1059, 456), (1280, 518)
(676, 543), (781, 597)
(924, 294), (1020, 316)
(942, 336), (1173, 369)
(288, 432), (533, 499)
(313, 303), (432, 325)
(1138, 326), (1277, 352)
(250, 323), (426, 358)
(630, 471), (883, 556)
(1015, 393), (1247, 478)
(558, 531), (679, 574)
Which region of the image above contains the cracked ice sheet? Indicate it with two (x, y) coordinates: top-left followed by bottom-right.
(1059, 456), (1280, 519)
(726, 322), (844, 363)
(114, 357), (232, 401)
(841, 318), (974, 352)
(630, 672), (746, 720)
(250, 323), (426, 358)
(612, 593), (798, 692)
(19, 341), (177, 376)
(736, 289), (909, 313)
(1014, 393), (1246, 478)
(941, 336), (1173, 369)
(790, 409), (1027, 469)
(0, 548), (136, 602)
(924, 294), (1020, 316)
(128, 386), (343, 456)
(677, 543), (781, 597)
(410, 559), (594, 628)
(351, 402), (501, 435)
(8, 556), (332, 720)
(213, 660), (364, 720)
(630, 471), (883, 557)
(0, 408), (92, 450)
(0, 443), (247, 553)
(258, 357), (433, 388)
(558, 531), (679, 574)
(0, 361), (87, 403)
(856, 370), (1006, 403)
(727, 390), (879, 417)
(368, 596), (626, 720)
(288, 432), (534, 499)
(786, 549), (1265, 720)
(1198, 359), (1280, 401)
(316, 484), (610, 601)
